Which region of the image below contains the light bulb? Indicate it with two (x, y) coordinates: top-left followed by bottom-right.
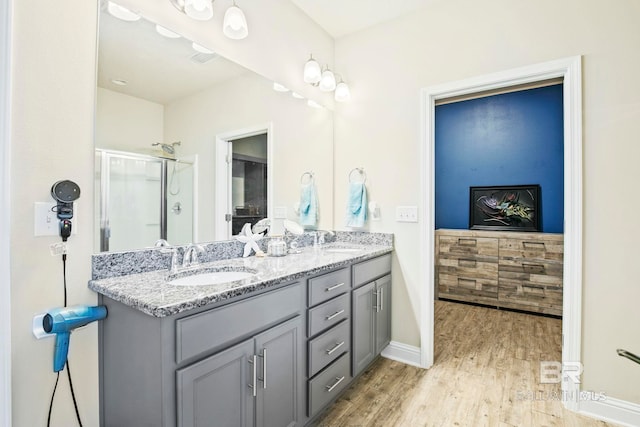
(303, 57), (321, 84)
(223, 5), (248, 39)
(184, 0), (213, 20)
(335, 82), (351, 102)
(319, 69), (336, 92)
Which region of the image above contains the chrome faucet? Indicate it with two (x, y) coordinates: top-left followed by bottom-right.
(154, 239), (171, 247)
(314, 230), (335, 248)
(160, 246), (180, 274)
(182, 244), (205, 268)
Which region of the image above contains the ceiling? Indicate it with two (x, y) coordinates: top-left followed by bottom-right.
(289, 0), (434, 39)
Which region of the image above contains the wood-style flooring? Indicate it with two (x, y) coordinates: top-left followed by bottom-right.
(314, 300), (614, 427)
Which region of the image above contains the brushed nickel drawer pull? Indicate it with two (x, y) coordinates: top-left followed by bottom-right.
(258, 349), (267, 389)
(248, 355), (257, 397)
(326, 341), (345, 355)
(325, 282), (346, 292)
(522, 262), (545, 270)
(325, 376), (345, 393)
(523, 241), (545, 249)
(325, 310), (345, 321)
(458, 238), (477, 246)
(380, 288), (384, 312)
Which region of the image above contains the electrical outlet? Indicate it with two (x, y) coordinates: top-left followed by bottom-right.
(395, 206), (418, 223)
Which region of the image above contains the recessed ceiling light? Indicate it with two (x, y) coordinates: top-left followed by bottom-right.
(107, 1), (140, 21)
(111, 79), (128, 86)
(273, 82), (289, 92)
(291, 92), (304, 99)
(155, 24), (181, 39)
(192, 42), (214, 54)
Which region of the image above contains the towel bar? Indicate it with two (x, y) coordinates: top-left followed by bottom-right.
(349, 167), (366, 184)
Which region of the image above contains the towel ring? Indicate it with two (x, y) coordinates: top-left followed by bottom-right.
(349, 167), (366, 184)
(301, 171), (314, 185)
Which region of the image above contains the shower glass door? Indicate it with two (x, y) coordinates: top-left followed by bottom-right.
(98, 151), (163, 252)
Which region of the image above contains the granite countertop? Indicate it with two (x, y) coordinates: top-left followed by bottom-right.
(89, 242), (392, 318)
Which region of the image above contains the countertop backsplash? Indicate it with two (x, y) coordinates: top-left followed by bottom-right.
(92, 231), (393, 281)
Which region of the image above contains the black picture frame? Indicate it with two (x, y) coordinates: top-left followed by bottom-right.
(469, 185), (540, 232)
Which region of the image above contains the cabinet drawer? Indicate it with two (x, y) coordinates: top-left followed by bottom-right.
(308, 353), (351, 417)
(498, 280), (563, 315)
(308, 320), (350, 377)
(438, 273), (498, 301)
(499, 260), (563, 287)
(499, 237), (563, 262)
(308, 268), (350, 307)
(175, 282), (303, 363)
(438, 235), (499, 259)
(353, 254), (391, 288)
(437, 256), (498, 280)
(308, 293), (350, 337)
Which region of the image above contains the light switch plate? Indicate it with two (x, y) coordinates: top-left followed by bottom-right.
(34, 202), (59, 236)
(396, 205), (418, 223)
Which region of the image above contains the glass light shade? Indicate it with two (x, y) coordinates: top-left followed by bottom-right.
(155, 24), (181, 39)
(319, 69), (336, 92)
(192, 42), (214, 54)
(184, 0), (214, 21)
(303, 58), (321, 84)
(335, 82), (351, 102)
(223, 6), (248, 39)
(107, 2), (140, 21)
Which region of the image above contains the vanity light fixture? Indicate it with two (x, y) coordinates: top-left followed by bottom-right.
(223, 1), (248, 40)
(192, 42), (214, 54)
(319, 68), (336, 92)
(307, 100), (323, 109)
(334, 79), (351, 102)
(155, 24), (181, 39)
(303, 54), (351, 102)
(169, 0), (214, 21)
(291, 92), (304, 99)
(303, 55), (322, 84)
(107, 1), (140, 21)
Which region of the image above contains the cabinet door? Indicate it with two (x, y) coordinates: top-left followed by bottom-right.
(254, 316), (303, 427)
(375, 275), (392, 355)
(176, 339), (255, 427)
(352, 282), (375, 377)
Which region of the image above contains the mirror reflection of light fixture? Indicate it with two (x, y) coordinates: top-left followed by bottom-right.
(303, 55), (322, 84)
(319, 68), (336, 92)
(192, 42), (214, 54)
(307, 100), (323, 109)
(169, 0), (214, 21)
(223, 2), (248, 40)
(334, 80), (351, 102)
(291, 92), (304, 99)
(107, 1), (140, 21)
(273, 82), (289, 92)
(155, 24), (181, 39)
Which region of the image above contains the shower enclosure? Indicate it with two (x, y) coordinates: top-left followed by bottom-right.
(95, 149), (196, 252)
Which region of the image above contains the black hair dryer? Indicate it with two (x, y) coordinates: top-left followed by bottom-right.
(51, 180), (80, 241)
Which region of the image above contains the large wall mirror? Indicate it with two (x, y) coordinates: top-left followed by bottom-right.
(95, 1), (334, 252)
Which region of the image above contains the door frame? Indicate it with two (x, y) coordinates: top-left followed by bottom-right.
(420, 56), (583, 410)
(0, 0), (11, 423)
(215, 123), (273, 240)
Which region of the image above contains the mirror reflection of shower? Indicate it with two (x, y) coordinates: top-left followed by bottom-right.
(95, 148), (196, 252)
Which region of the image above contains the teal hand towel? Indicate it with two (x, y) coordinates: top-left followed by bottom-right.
(345, 182), (367, 227)
(299, 183), (318, 227)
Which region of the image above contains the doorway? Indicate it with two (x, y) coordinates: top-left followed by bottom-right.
(420, 56), (583, 410)
(215, 124), (273, 240)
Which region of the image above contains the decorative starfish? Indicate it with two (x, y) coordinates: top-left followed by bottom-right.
(235, 223), (265, 257)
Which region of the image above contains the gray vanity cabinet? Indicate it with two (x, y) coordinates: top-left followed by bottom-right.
(176, 316), (303, 427)
(351, 254), (392, 377)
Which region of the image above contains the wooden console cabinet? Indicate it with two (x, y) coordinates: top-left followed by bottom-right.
(435, 229), (563, 316)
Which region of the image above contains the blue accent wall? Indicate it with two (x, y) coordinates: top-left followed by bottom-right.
(435, 85), (564, 233)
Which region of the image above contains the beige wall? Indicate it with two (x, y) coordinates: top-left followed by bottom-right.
(164, 72), (334, 239)
(333, 0), (640, 404)
(10, 0), (99, 425)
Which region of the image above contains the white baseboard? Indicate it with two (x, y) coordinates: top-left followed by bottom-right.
(579, 395), (640, 427)
(381, 341), (422, 368)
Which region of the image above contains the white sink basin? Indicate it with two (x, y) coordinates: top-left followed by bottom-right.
(168, 270), (255, 287)
(324, 247), (361, 253)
